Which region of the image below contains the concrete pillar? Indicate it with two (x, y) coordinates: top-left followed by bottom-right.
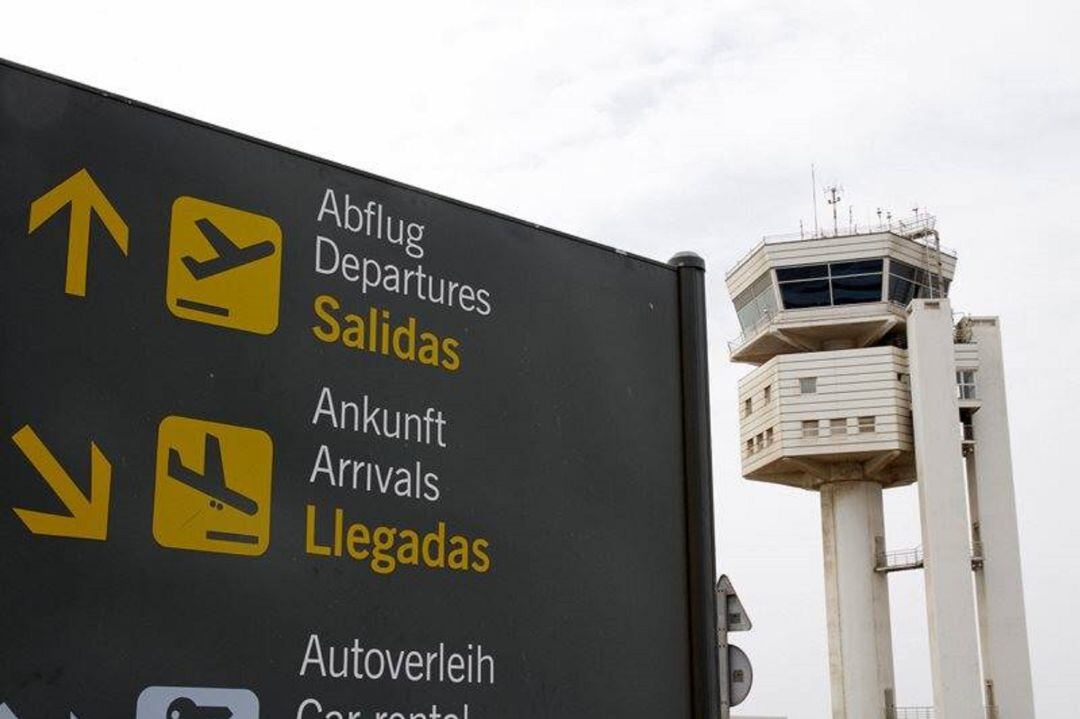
(967, 318), (1036, 718)
(820, 481), (895, 719)
(906, 298), (984, 719)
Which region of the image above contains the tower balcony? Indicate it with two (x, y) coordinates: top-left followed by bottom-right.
(738, 346), (916, 489)
(728, 300), (908, 365)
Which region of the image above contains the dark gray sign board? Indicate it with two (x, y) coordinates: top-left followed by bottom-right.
(0, 59), (718, 719)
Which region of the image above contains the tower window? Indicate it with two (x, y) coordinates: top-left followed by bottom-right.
(802, 420), (820, 439)
(858, 416), (876, 433)
(746, 438), (754, 456)
(830, 418), (847, 437)
(743, 397), (753, 417)
(763, 385), (772, 404)
(957, 370), (977, 400)
(777, 259), (884, 309)
(799, 377), (818, 394)
(733, 272), (779, 332)
(888, 259), (950, 304)
(765, 427), (774, 446)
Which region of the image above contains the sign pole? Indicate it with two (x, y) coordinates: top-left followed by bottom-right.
(671, 252), (720, 719)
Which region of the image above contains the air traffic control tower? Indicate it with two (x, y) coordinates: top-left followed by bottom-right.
(725, 215), (1035, 719)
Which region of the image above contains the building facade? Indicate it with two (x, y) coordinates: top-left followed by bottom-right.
(725, 218), (1035, 719)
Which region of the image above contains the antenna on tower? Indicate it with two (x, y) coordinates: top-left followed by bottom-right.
(811, 164), (820, 237)
(825, 185), (842, 237)
(849, 205), (855, 234)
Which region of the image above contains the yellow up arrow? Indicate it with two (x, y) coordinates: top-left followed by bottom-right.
(28, 168), (129, 297)
(11, 425), (112, 541)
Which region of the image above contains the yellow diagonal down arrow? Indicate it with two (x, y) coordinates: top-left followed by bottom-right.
(28, 168), (129, 297)
(11, 425), (112, 541)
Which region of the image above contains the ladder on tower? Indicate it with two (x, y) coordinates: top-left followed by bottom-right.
(898, 212), (944, 298)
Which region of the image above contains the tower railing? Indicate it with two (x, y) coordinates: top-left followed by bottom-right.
(725, 212), (956, 280)
(875, 543), (985, 572)
(887, 706), (935, 719)
(875, 546), (924, 573)
(727, 299), (912, 354)
(886, 705), (998, 718)
(727, 309), (775, 353)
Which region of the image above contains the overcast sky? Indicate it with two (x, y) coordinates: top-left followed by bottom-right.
(4, 1), (1079, 716)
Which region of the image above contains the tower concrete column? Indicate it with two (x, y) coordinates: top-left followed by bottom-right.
(906, 298), (984, 719)
(820, 480), (895, 719)
(967, 318), (1036, 718)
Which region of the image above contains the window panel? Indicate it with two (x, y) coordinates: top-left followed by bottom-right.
(830, 259), (884, 276)
(776, 264), (828, 281)
(888, 260), (949, 303)
(889, 277), (919, 305)
(780, 279), (830, 308)
(734, 272), (779, 331)
(890, 261), (917, 280)
(833, 274), (883, 304)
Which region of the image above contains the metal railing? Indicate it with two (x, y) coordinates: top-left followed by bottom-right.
(876, 543), (985, 573)
(887, 706), (999, 719)
(763, 213), (941, 244)
(726, 212), (957, 279)
(888, 707), (935, 719)
(876, 546), (924, 573)
(727, 310), (776, 353)
(727, 299), (913, 353)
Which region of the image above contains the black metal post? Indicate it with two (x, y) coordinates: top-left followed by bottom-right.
(671, 251), (720, 719)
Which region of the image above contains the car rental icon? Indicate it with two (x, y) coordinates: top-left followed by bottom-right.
(137, 687), (258, 719)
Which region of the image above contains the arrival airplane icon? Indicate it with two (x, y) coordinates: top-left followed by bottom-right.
(153, 415), (273, 556)
(168, 433), (259, 519)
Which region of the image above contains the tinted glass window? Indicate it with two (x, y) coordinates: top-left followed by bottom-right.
(889, 277), (919, 305)
(780, 279), (830, 308)
(776, 258), (884, 309)
(833, 274), (883, 304)
(890, 261), (917, 280)
(888, 260), (948, 303)
(776, 264), (828, 282)
(734, 272), (779, 331)
(831, 259), (883, 276)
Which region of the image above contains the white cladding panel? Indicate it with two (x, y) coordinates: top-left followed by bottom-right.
(738, 346), (912, 475)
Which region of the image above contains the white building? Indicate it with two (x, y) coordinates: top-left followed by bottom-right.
(725, 216), (1035, 719)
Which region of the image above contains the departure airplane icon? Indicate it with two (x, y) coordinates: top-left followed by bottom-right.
(181, 218), (276, 280)
(166, 197), (283, 334)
